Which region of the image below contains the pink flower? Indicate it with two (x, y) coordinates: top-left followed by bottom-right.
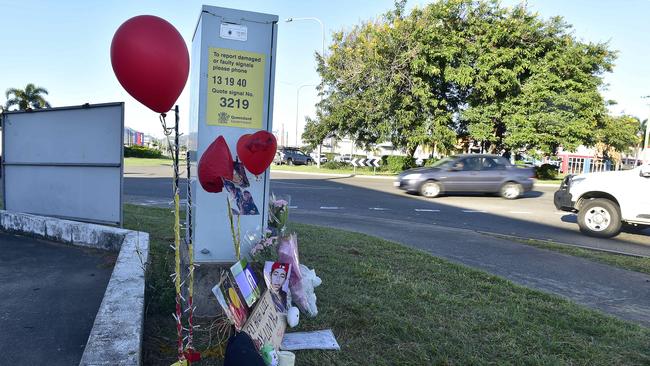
(272, 199), (288, 208)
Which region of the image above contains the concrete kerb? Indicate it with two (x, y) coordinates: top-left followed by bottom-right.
(271, 169), (396, 180)
(0, 210), (149, 366)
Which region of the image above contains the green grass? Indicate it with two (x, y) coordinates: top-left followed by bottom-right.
(124, 157), (176, 167)
(484, 233), (650, 276)
(271, 164), (397, 176)
(126, 204), (650, 365)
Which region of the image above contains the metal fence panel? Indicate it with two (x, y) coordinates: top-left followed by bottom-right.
(2, 103), (123, 225)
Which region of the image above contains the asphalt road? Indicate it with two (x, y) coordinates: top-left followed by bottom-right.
(124, 167), (650, 257)
(270, 172), (650, 256)
(0, 233), (114, 365)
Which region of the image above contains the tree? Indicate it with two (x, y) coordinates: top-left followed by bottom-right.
(312, 0), (616, 157)
(456, 4), (615, 155)
(594, 115), (641, 163)
(5, 83), (51, 111)
(302, 115), (334, 151)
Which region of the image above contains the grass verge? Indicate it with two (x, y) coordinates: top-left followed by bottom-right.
(124, 157), (178, 167)
(125, 204), (650, 365)
(484, 232), (650, 275)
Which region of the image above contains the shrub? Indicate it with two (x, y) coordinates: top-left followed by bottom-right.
(324, 153), (336, 162)
(322, 161), (348, 170)
(124, 145), (164, 159)
(535, 163), (559, 180)
(386, 156), (416, 172)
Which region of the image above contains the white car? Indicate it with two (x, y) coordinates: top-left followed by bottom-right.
(334, 154), (352, 163)
(310, 153), (327, 163)
(554, 164), (650, 237)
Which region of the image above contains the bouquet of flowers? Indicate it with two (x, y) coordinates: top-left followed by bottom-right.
(268, 194), (290, 236)
(249, 228), (278, 258)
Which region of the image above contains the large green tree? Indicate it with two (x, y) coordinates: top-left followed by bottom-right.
(594, 115), (642, 162)
(5, 83), (51, 111)
(312, 0), (616, 157)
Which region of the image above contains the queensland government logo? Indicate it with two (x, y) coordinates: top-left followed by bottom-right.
(218, 111), (230, 124)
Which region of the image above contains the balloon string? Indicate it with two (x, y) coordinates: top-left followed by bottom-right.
(162, 111), (185, 362)
(186, 151), (197, 354)
(174, 192), (184, 361)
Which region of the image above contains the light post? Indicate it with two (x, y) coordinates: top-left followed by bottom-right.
(295, 84), (317, 147)
(285, 17), (325, 66)
(286, 16), (326, 167)
(642, 96), (650, 163)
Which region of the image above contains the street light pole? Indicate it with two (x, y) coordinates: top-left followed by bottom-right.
(643, 96), (650, 163)
(285, 17), (325, 65)
(295, 84), (317, 147)
(286, 16), (325, 167)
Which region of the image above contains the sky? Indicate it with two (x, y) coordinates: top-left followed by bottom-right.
(1, 0), (648, 142)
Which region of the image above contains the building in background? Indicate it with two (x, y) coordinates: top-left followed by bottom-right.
(123, 127), (160, 148)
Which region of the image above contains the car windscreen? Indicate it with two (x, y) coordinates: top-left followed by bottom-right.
(430, 157), (455, 169)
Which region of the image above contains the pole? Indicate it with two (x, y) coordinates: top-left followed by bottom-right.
(295, 87), (299, 147)
(174, 106), (179, 190)
(286, 17), (325, 167)
(643, 118), (650, 164)
(318, 20), (324, 169)
(295, 84), (316, 147)
(165, 105), (183, 363)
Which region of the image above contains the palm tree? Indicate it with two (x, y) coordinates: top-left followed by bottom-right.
(5, 83), (51, 111)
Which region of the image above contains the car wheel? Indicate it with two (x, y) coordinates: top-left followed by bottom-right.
(577, 198), (622, 238)
(287, 158), (293, 166)
(306, 159), (313, 166)
(500, 182), (522, 200)
(419, 180), (442, 198)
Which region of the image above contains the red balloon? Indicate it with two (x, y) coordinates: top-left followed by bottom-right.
(237, 131), (278, 176)
(198, 136), (234, 193)
(111, 15), (189, 114)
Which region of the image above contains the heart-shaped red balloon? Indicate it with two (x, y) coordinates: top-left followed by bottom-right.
(111, 15), (189, 114)
(237, 131), (277, 176)
(198, 136), (234, 193)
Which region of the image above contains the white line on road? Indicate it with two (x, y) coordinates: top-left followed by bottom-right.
(320, 206), (341, 210)
(462, 210), (487, 213)
(369, 207), (389, 211)
(415, 209), (441, 212)
(289, 206), (298, 209)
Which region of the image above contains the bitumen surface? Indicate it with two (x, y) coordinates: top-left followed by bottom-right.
(0, 233), (115, 365)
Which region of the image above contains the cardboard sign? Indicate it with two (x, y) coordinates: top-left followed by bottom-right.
(207, 47), (265, 129)
(242, 289), (286, 350)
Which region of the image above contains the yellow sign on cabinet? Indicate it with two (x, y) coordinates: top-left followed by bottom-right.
(207, 48), (265, 129)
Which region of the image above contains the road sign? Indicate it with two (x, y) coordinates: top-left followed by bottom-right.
(351, 157), (381, 167)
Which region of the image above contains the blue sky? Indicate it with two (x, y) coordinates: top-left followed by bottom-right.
(1, 0), (648, 140)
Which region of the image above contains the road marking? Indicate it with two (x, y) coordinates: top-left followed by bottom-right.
(509, 211), (532, 214)
(289, 206), (298, 209)
(415, 209), (440, 212)
(462, 210), (487, 213)
(369, 207), (389, 211)
(320, 206), (341, 210)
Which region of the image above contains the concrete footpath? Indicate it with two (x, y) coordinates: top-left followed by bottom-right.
(293, 210), (650, 327)
(0, 233), (114, 365)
